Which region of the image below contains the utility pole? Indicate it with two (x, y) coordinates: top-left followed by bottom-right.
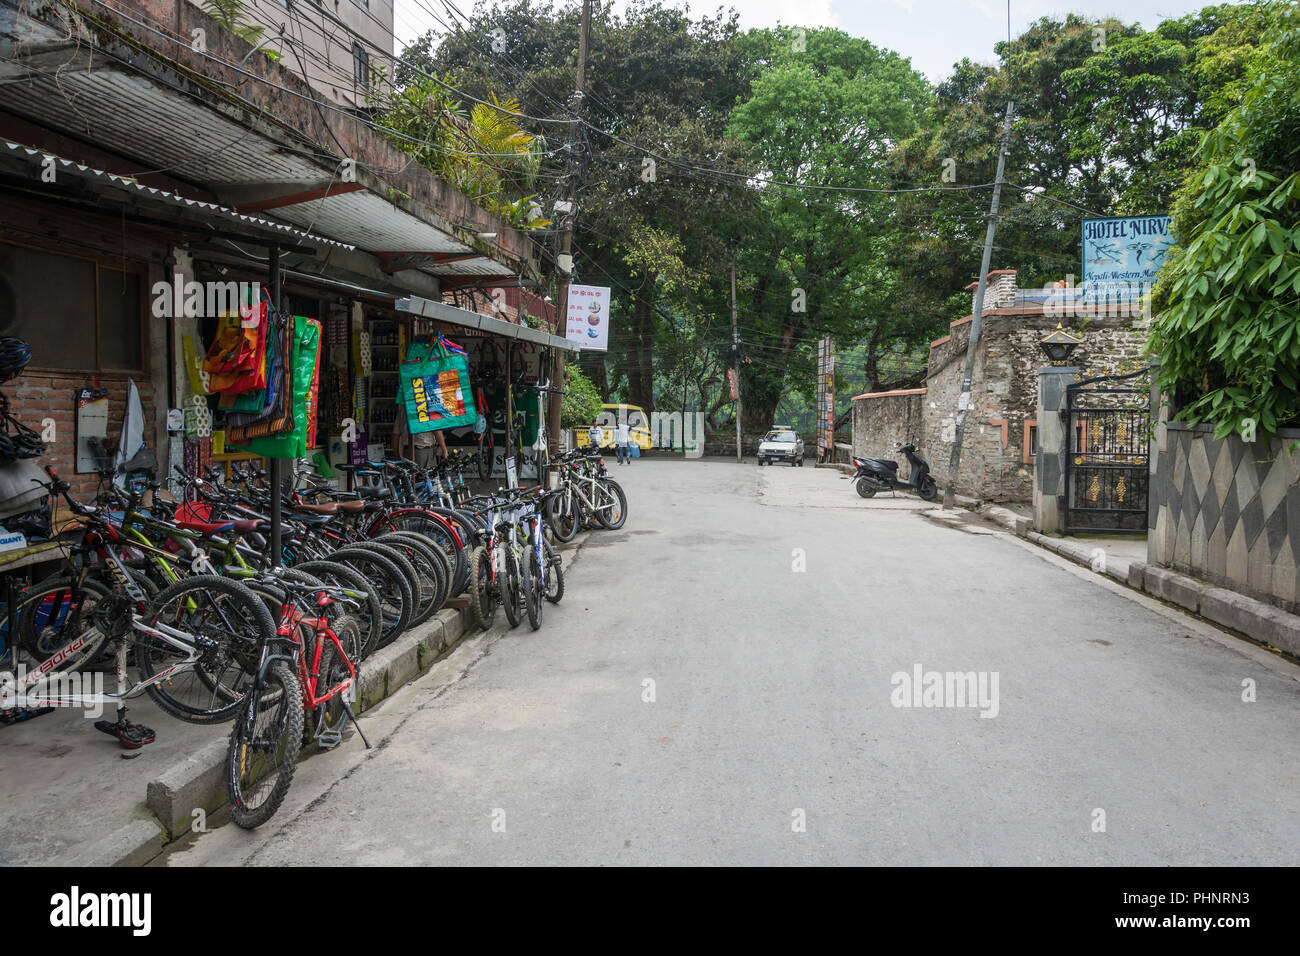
(547, 0), (591, 460)
(731, 262), (742, 463)
(943, 99), (1014, 509)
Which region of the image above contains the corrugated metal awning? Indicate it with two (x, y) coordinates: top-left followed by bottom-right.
(1, 140), (354, 250)
(396, 295), (578, 352)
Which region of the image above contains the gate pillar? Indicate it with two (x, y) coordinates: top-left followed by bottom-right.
(1034, 366), (1079, 534)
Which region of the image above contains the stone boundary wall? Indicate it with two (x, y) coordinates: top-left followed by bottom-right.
(851, 389), (925, 480)
(1150, 422), (1300, 614)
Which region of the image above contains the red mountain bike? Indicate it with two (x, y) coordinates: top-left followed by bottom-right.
(226, 572), (370, 829)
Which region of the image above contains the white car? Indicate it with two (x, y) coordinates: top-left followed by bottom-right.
(758, 430), (804, 466)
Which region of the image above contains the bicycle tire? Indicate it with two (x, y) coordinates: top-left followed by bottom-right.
(376, 510), (469, 598)
(501, 546), (521, 629)
(370, 535), (446, 626)
(543, 539), (565, 604)
(227, 660), (304, 830)
(136, 575), (275, 724)
(377, 531), (453, 606)
(546, 491), (579, 543)
(594, 479), (628, 530)
(524, 550), (542, 630)
(286, 562), (383, 658)
(309, 614), (362, 748)
(16, 574), (112, 674)
(468, 545), (496, 630)
(350, 543), (423, 623)
(326, 549), (412, 650)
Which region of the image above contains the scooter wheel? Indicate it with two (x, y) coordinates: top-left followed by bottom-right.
(856, 478), (876, 498)
(918, 476), (938, 501)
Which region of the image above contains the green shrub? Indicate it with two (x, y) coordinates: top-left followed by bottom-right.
(1149, 2), (1300, 444)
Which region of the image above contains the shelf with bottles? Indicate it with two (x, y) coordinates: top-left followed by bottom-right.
(366, 405), (400, 427)
(368, 319), (402, 350)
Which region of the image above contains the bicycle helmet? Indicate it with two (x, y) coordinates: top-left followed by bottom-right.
(0, 336), (32, 384)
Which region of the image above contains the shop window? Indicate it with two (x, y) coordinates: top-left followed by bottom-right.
(0, 242), (145, 372)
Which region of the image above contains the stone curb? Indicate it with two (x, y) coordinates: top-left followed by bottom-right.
(82, 604), (473, 867)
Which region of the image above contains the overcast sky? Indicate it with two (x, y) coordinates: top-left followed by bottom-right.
(394, 0), (1240, 83)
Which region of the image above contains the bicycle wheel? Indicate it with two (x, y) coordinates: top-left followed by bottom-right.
(546, 491), (579, 543)
(524, 550), (543, 630)
(501, 547), (522, 629)
(290, 561), (383, 658)
(308, 614), (362, 748)
(379, 511), (468, 597)
(380, 532), (452, 606)
(543, 539), (565, 605)
(371, 535), (446, 625)
(16, 574), (112, 674)
(468, 545), (496, 630)
(350, 542), (423, 623)
(594, 479), (628, 530)
(227, 660), (304, 830)
(136, 575), (275, 724)
(326, 549), (412, 651)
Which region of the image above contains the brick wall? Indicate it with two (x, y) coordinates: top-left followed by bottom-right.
(6, 372), (157, 501)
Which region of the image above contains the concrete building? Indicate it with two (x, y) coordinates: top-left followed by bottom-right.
(185, 0), (396, 107)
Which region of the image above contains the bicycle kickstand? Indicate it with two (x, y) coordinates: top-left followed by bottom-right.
(341, 699), (372, 749)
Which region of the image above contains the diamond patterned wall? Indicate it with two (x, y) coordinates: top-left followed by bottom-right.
(1150, 424), (1300, 613)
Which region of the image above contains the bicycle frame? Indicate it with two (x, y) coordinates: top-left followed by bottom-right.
(11, 542), (213, 712)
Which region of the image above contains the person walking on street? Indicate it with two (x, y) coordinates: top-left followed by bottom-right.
(615, 419), (631, 465)
(588, 422), (605, 451)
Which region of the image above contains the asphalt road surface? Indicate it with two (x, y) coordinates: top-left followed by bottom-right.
(166, 457), (1300, 866)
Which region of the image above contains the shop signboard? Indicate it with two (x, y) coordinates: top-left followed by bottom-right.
(348, 427), (368, 466)
(816, 338), (834, 454)
(565, 285), (611, 352)
(1081, 215), (1173, 299)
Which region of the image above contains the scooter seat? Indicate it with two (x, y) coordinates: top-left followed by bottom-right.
(861, 457), (899, 472)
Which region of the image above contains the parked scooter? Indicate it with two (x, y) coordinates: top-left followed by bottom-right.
(852, 443), (938, 501)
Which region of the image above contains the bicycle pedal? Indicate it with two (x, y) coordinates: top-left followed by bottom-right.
(316, 727), (343, 750)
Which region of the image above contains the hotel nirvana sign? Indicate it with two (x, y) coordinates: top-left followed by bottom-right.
(1081, 215), (1174, 299)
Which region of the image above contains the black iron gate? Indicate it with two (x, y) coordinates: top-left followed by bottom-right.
(1064, 369), (1149, 534)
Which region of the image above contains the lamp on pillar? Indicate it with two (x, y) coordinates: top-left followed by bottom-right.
(1039, 324), (1083, 367)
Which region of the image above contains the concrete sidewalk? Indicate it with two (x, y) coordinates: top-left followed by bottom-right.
(971, 504), (1300, 661)
(0, 603), (475, 866)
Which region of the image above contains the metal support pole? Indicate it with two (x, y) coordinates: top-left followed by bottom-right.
(268, 243), (283, 567)
(546, 0), (591, 462)
(943, 99), (1014, 509)
(731, 262), (742, 463)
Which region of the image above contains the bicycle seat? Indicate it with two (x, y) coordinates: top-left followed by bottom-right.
(174, 516), (264, 535)
(289, 512), (334, 527)
(295, 502), (341, 515)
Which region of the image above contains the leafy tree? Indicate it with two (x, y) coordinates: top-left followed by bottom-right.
(725, 27), (931, 431)
(560, 364), (603, 428)
(1149, 2), (1300, 442)
(199, 0), (279, 60)
(373, 78), (550, 229)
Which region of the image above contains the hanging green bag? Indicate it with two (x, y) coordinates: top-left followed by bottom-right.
(399, 338), (477, 433)
(230, 317), (321, 459)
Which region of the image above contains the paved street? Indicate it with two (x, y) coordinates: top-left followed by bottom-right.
(166, 457), (1300, 866)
